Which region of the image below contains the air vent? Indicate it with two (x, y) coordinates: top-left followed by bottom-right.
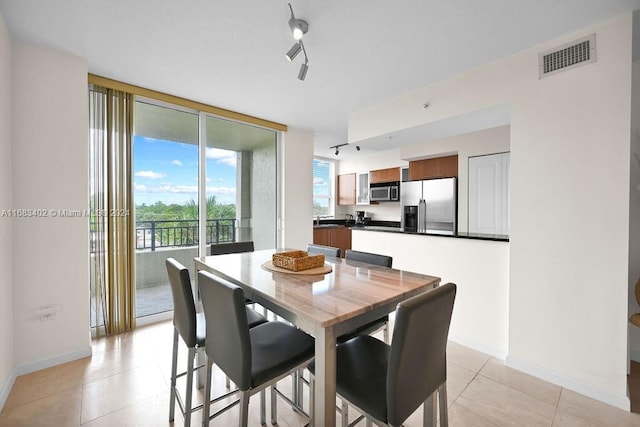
(538, 34), (596, 79)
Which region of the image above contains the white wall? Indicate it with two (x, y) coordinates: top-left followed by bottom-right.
(349, 15), (632, 409)
(12, 42), (90, 371)
(0, 12), (14, 409)
(281, 127), (314, 250)
(352, 230), (510, 357)
(629, 60), (640, 361)
(337, 125), (511, 230)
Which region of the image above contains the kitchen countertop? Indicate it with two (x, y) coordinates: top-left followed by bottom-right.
(314, 220), (509, 242)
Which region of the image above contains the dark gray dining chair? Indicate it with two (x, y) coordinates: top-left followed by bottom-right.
(165, 258), (267, 426)
(198, 270), (315, 427)
(307, 243), (341, 258)
(341, 249), (394, 344)
(310, 283), (457, 427)
(210, 241), (254, 255)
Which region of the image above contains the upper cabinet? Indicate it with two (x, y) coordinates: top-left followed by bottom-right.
(337, 173), (356, 205)
(356, 172), (370, 205)
(369, 167), (400, 184)
(408, 155), (458, 181)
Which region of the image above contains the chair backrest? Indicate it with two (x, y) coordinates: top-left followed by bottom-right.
(307, 243), (341, 258)
(210, 241), (254, 255)
(386, 283), (457, 426)
(165, 258), (197, 347)
(345, 249), (393, 268)
(198, 270), (252, 391)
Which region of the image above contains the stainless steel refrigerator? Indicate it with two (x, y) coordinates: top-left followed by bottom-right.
(401, 177), (457, 235)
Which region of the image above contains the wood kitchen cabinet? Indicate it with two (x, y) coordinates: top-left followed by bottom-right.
(337, 173), (356, 205)
(313, 226), (351, 258)
(409, 155), (458, 181)
(369, 167), (400, 184)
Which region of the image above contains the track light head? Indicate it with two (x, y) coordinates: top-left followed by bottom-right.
(298, 61), (309, 81)
(289, 18), (308, 40)
(335, 148), (339, 156)
(285, 43), (301, 61)
(356, 145), (361, 151)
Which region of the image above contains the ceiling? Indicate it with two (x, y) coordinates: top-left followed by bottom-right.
(1, 0), (639, 159)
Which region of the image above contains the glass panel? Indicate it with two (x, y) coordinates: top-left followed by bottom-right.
(313, 158), (334, 217)
(205, 116), (277, 250)
(133, 101), (199, 318)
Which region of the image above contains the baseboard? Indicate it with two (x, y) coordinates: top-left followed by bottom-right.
(506, 355), (631, 411)
(15, 345), (92, 377)
(0, 367), (17, 411)
(448, 333), (508, 360)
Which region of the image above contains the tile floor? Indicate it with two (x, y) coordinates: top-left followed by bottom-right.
(2, 319), (640, 426)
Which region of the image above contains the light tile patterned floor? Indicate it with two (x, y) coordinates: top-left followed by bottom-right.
(2, 320), (640, 426)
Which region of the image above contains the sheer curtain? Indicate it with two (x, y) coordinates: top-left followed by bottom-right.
(89, 85), (136, 336)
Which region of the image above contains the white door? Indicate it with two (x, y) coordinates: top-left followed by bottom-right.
(469, 153), (510, 235)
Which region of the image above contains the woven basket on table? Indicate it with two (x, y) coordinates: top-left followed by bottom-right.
(272, 250), (325, 272)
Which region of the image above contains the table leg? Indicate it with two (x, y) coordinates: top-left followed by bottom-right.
(313, 326), (336, 426)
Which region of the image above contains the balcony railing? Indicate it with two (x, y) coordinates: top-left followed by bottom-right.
(90, 218), (237, 252)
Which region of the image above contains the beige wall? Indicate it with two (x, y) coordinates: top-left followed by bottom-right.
(0, 12), (14, 407)
(349, 15), (633, 409)
(11, 42), (90, 371)
(629, 59), (640, 360)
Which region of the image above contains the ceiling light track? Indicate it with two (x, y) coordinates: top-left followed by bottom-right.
(285, 3), (310, 81)
(330, 143), (360, 156)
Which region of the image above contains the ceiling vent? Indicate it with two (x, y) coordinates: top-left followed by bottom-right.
(538, 34), (596, 79)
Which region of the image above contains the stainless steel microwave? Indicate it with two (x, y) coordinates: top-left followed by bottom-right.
(370, 183), (399, 202)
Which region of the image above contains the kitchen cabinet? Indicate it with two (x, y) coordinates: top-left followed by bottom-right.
(337, 173), (356, 205)
(409, 155), (458, 181)
(369, 167), (400, 184)
(356, 172), (370, 205)
(313, 226), (351, 257)
(468, 152), (510, 235)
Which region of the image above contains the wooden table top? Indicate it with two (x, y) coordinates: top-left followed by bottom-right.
(195, 249), (441, 328)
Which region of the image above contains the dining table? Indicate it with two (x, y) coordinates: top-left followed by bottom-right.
(194, 248), (440, 426)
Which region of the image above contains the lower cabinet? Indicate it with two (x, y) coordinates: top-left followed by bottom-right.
(312, 226), (351, 258)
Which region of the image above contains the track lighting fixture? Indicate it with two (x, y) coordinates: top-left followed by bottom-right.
(285, 4), (310, 81)
(330, 143), (362, 157)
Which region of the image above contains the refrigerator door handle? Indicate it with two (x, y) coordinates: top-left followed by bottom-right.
(418, 199), (426, 233)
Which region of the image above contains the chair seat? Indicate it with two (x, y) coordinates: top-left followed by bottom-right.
(250, 321), (315, 388)
(246, 307), (268, 329)
(309, 335), (389, 423)
(337, 315), (389, 343)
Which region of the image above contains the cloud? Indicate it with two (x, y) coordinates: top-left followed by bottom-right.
(171, 160), (183, 166)
(313, 177), (327, 185)
(134, 183), (236, 196)
(206, 147), (237, 167)
(135, 170), (166, 179)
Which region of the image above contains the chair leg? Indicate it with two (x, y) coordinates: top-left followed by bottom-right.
(341, 399), (349, 427)
(297, 370), (304, 410)
(383, 321), (389, 344)
(309, 375), (315, 427)
(423, 392), (437, 427)
(260, 389), (266, 425)
(184, 347), (195, 427)
(438, 383), (448, 427)
(202, 356), (213, 427)
(271, 385), (278, 424)
(239, 390), (250, 427)
(169, 329), (179, 422)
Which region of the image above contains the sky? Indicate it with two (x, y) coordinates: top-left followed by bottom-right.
(133, 135), (237, 206)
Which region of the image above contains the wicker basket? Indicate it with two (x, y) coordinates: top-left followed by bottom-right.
(272, 250), (325, 272)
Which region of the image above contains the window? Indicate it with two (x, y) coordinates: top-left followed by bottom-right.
(313, 158), (335, 217)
